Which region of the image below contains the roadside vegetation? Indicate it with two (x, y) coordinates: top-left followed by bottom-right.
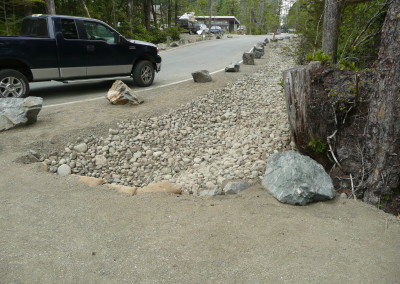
(286, 0), (387, 70)
(0, 0), (281, 43)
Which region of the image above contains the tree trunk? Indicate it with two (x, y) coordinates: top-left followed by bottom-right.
(363, 0), (400, 205)
(167, 0), (172, 27)
(144, 0), (151, 30)
(209, 0), (212, 31)
(23, 0), (32, 16)
(45, 0), (56, 15)
(112, 0), (116, 27)
(80, 0), (90, 18)
(151, 0), (158, 27)
(127, 0), (133, 35)
(322, 0), (340, 63)
(174, 0), (179, 26)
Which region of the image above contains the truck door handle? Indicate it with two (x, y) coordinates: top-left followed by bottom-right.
(86, 45), (95, 52)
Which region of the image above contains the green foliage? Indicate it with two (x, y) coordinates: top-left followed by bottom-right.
(286, 0), (324, 58)
(127, 26), (180, 44)
(0, 0), (281, 43)
(337, 59), (358, 71)
(306, 49), (331, 63)
(286, 0), (387, 69)
(308, 139), (327, 153)
(165, 27), (181, 41)
(0, 0), (46, 36)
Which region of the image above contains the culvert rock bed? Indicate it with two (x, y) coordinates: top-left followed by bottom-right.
(45, 42), (296, 195)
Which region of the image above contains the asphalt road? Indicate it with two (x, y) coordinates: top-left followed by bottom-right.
(30, 34), (271, 107)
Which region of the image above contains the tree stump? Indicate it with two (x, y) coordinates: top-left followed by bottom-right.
(283, 61), (337, 168)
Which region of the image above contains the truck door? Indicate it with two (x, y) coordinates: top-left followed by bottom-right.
(54, 18), (87, 79)
(80, 20), (134, 77)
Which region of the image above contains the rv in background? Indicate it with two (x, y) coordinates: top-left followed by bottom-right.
(177, 12), (197, 34)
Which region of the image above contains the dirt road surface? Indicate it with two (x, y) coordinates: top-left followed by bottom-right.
(1, 43), (399, 283)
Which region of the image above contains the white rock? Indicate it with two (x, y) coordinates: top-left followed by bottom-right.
(74, 143), (88, 153)
(95, 155), (107, 167)
(205, 181), (216, 189)
(57, 164), (71, 176)
(153, 151), (163, 157)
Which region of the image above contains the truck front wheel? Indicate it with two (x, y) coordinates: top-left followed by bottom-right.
(132, 60), (155, 87)
(0, 69), (30, 98)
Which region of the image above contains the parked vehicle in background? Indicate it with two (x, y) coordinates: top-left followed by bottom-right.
(237, 25), (246, 35)
(196, 24), (209, 35)
(0, 14), (161, 98)
(210, 26), (224, 34)
(177, 12), (197, 34)
(177, 19), (197, 34)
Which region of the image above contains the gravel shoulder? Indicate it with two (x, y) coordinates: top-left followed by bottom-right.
(1, 40), (400, 283)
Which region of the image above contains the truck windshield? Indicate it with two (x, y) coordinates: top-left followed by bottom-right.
(20, 18), (49, 38)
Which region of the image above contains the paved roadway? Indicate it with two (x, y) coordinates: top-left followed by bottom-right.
(31, 34), (272, 107)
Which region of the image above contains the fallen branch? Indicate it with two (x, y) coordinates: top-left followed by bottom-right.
(327, 130), (342, 169)
(350, 173), (356, 200)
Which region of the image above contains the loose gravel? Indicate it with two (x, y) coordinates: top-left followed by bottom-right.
(45, 41), (296, 194)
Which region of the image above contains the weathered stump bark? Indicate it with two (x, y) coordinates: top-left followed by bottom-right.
(283, 61), (336, 168)
(283, 61), (373, 193)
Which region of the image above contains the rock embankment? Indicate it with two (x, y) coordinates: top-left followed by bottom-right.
(44, 41), (296, 194)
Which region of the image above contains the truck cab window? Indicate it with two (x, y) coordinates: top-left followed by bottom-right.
(61, 19), (79, 40)
(20, 18), (49, 38)
(83, 21), (117, 44)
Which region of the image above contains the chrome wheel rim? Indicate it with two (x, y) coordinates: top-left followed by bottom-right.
(140, 66), (153, 84)
(0, 76), (25, 98)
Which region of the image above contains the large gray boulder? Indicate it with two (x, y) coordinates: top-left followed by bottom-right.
(242, 52), (255, 65)
(0, 96), (43, 131)
(253, 43), (265, 59)
(106, 80), (143, 105)
(262, 151), (336, 205)
(225, 62), (240, 72)
(255, 42), (266, 50)
(192, 70), (212, 83)
(254, 50), (264, 59)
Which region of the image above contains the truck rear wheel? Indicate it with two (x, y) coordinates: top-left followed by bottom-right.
(132, 60), (155, 87)
(0, 69), (30, 98)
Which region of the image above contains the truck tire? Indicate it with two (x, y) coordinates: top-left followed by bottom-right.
(132, 60), (155, 87)
(0, 69), (30, 98)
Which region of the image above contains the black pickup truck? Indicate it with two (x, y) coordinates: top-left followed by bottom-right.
(0, 14), (162, 98)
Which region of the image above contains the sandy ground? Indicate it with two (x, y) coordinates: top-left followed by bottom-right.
(1, 49), (400, 283)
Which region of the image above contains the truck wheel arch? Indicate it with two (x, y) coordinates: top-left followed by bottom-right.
(0, 59), (33, 81)
(131, 55), (157, 74)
